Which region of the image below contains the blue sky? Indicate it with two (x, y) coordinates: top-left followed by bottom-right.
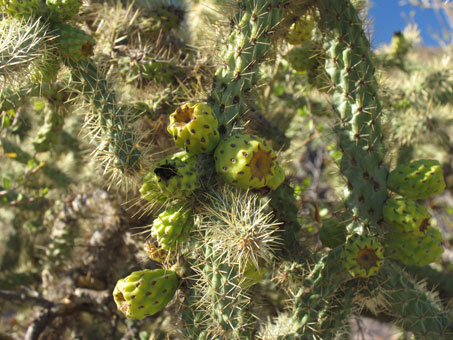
(368, 1), (446, 47)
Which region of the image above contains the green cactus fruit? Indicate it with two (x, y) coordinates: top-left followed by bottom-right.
(342, 234), (384, 278)
(383, 198), (432, 236)
(46, 0), (81, 22)
(286, 15), (314, 45)
(167, 103), (220, 155)
(385, 226), (444, 266)
(266, 163), (285, 190)
(56, 24), (95, 63)
(387, 160), (446, 200)
(0, 0), (48, 19)
(151, 206), (193, 250)
(140, 152), (199, 200)
(214, 134), (284, 190)
(319, 216), (347, 249)
(113, 269), (178, 320)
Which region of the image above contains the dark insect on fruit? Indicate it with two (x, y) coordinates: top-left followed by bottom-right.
(154, 164), (178, 181)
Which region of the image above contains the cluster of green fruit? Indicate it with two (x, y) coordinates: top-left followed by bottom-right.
(382, 160), (445, 266)
(321, 159), (445, 278)
(115, 102), (285, 319)
(140, 102), (285, 201)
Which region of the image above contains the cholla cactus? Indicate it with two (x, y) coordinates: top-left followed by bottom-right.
(1, 0), (453, 339)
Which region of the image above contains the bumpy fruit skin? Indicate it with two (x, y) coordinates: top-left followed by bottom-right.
(46, 0), (81, 22)
(151, 207), (193, 250)
(140, 152), (199, 200)
(168, 103), (219, 155)
(342, 234), (384, 278)
(387, 160), (446, 200)
(56, 24), (95, 62)
(0, 0), (48, 19)
(383, 198), (432, 236)
(286, 15), (314, 45)
(113, 269), (178, 320)
(214, 134), (284, 190)
(385, 226), (443, 266)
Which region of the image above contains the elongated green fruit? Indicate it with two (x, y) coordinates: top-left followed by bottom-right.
(214, 134), (284, 190)
(318, 0), (389, 233)
(151, 206), (193, 250)
(342, 233), (384, 278)
(387, 159), (446, 199)
(168, 103), (220, 155)
(113, 269), (179, 320)
(140, 152), (199, 200)
(384, 226), (443, 266)
(383, 198), (431, 235)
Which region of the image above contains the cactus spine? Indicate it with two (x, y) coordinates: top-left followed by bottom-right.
(69, 60), (142, 176)
(208, 0), (286, 133)
(318, 0), (388, 234)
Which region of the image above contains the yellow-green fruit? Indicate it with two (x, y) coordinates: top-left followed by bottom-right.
(113, 269), (178, 320)
(286, 15), (314, 45)
(387, 160), (446, 200)
(214, 134), (284, 190)
(266, 163), (285, 190)
(56, 24), (95, 62)
(168, 103), (219, 154)
(151, 207), (193, 250)
(385, 226), (443, 266)
(140, 152), (199, 200)
(383, 198), (431, 236)
(342, 234), (384, 278)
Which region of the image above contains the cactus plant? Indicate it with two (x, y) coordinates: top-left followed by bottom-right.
(1, 1), (453, 339)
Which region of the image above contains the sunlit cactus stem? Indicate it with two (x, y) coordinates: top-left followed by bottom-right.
(282, 247), (352, 339)
(208, 0), (289, 134)
(379, 262), (453, 339)
(318, 0), (388, 234)
(68, 60), (142, 176)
